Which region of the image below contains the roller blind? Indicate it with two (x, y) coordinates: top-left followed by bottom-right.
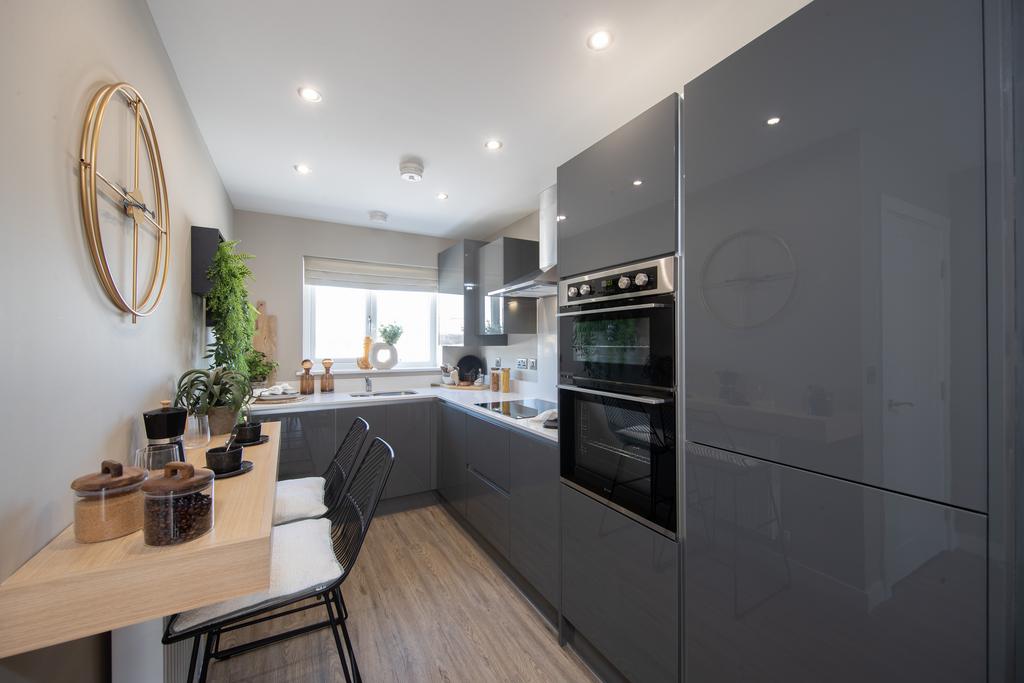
(303, 256), (438, 293)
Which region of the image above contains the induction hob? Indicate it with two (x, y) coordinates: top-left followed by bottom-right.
(474, 398), (557, 420)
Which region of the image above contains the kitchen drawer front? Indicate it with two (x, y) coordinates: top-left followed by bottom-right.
(684, 443), (986, 683)
(562, 485), (679, 683)
(465, 412), (511, 492)
(466, 467), (510, 558)
(509, 430), (560, 606)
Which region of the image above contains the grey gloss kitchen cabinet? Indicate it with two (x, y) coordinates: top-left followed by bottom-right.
(254, 409), (335, 480)
(466, 468), (510, 558)
(478, 236), (538, 335)
(685, 443), (985, 682)
(383, 401), (434, 499)
(465, 412), (510, 491)
(562, 485), (679, 683)
(509, 430), (560, 606)
(464, 412), (512, 558)
(556, 93), (679, 278)
(437, 239), (508, 347)
(437, 402), (468, 515)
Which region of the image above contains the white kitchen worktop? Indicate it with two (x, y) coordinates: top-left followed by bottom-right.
(249, 386), (559, 442)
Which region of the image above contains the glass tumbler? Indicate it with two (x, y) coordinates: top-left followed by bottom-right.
(183, 413), (211, 450)
(133, 443), (183, 473)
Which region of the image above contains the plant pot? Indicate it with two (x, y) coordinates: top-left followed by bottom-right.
(250, 380), (268, 391)
(234, 422), (262, 444)
(207, 406), (239, 436)
(370, 342), (398, 370)
(205, 445), (243, 475)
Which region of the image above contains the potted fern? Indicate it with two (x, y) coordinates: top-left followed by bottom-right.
(206, 240), (257, 375)
(174, 367), (252, 436)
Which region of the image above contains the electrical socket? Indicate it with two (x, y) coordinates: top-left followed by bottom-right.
(515, 358), (528, 369)
(528, 358), (537, 370)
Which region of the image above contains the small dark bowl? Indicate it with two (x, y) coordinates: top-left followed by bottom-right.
(234, 422), (262, 444)
(206, 445), (244, 474)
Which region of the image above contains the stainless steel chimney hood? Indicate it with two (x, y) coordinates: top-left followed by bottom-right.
(487, 267), (558, 298)
(488, 184), (559, 298)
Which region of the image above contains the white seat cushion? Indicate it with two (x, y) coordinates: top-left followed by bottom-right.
(171, 517), (342, 633)
(273, 476), (328, 525)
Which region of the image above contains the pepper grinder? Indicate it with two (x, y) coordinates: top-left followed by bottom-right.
(320, 358), (335, 393)
(299, 359), (315, 395)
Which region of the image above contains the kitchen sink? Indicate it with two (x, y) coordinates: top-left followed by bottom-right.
(348, 390), (419, 398)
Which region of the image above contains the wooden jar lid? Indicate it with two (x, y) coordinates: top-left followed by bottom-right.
(141, 462), (214, 495)
(71, 460), (147, 493)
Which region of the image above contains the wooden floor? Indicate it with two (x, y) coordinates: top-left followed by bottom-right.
(209, 502), (597, 682)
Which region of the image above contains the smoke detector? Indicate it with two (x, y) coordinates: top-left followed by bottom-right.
(368, 210), (389, 223)
(399, 157), (424, 182)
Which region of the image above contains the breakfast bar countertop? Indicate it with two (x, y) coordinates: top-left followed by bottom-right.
(0, 422), (282, 659)
(249, 385), (560, 443)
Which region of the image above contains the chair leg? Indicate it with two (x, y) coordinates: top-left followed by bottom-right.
(186, 636), (200, 683)
(324, 590), (353, 683)
(335, 588), (362, 683)
(198, 631), (216, 683)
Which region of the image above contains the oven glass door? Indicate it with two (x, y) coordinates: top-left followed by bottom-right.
(558, 295), (674, 390)
(560, 386), (676, 533)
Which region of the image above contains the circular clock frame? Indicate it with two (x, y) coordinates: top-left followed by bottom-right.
(698, 230), (798, 329)
(79, 82), (170, 321)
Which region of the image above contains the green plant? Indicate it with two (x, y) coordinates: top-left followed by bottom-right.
(378, 322), (403, 346)
(245, 349), (278, 383)
(206, 240), (257, 374)
(174, 367), (252, 416)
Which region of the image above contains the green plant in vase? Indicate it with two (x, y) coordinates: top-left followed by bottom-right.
(378, 322), (403, 346)
(206, 240), (257, 375)
(245, 349), (278, 385)
(174, 367), (252, 436)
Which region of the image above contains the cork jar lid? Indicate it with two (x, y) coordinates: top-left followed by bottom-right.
(71, 460), (147, 493)
(141, 462), (214, 495)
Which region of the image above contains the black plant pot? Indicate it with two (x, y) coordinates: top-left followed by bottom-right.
(205, 445), (243, 474)
(234, 422), (262, 444)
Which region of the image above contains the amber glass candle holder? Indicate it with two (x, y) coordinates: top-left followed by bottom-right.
(320, 358), (335, 393)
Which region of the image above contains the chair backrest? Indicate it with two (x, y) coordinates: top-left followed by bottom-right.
(326, 437), (396, 572)
(323, 417), (370, 511)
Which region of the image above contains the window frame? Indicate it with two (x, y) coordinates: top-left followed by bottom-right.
(303, 284), (438, 369)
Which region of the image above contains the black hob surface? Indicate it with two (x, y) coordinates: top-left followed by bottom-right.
(474, 398), (557, 420)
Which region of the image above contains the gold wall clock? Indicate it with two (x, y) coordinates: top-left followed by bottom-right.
(79, 82), (170, 322)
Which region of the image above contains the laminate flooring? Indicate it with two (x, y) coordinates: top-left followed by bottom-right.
(208, 502), (597, 682)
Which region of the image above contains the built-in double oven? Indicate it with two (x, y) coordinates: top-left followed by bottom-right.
(558, 255), (677, 537)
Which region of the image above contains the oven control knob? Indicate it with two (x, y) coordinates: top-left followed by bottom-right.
(567, 286), (579, 298)
(634, 272), (650, 287)
(617, 276), (632, 290)
(579, 284), (592, 296)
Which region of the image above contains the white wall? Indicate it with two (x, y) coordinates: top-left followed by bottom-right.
(0, 0), (233, 679)
(234, 210), (454, 375)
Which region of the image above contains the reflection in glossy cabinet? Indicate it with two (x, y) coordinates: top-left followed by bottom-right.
(254, 409), (334, 480)
(682, 0), (987, 511)
(509, 431), (560, 606)
(438, 403), (468, 515)
(562, 486), (679, 683)
(684, 443), (985, 682)
(557, 94), (679, 277)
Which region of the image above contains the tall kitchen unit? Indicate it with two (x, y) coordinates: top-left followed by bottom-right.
(682, 0), (1013, 680)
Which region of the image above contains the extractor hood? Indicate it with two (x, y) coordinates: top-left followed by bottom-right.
(487, 184), (559, 298)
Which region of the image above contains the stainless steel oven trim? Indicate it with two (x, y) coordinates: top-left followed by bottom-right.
(556, 302), (670, 317)
(558, 255), (676, 307)
(558, 384), (669, 405)
(561, 478), (678, 541)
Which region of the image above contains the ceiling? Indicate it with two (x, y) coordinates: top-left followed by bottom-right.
(147, 0), (810, 239)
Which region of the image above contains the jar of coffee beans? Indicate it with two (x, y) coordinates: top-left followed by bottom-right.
(70, 460), (147, 543)
(141, 461), (214, 546)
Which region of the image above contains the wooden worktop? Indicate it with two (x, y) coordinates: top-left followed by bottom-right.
(0, 422), (281, 659)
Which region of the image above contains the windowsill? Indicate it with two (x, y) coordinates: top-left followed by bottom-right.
(294, 367), (440, 378)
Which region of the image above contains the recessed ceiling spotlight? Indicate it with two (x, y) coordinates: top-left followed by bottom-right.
(484, 139), (503, 151)
(765, 116), (782, 126)
(437, 192), (449, 200)
(632, 179), (643, 186)
(587, 30), (613, 51)
(369, 210), (388, 223)
(293, 163), (312, 175)
(298, 87), (322, 103)
(400, 157), (424, 182)
(556, 215), (567, 222)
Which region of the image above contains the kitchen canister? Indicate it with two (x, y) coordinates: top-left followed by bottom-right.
(70, 460), (147, 543)
(141, 462), (214, 546)
(501, 368), (511, 393)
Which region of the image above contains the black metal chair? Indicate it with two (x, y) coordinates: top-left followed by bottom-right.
(273, 416), (370, 526)
(163, 436), (396, 682)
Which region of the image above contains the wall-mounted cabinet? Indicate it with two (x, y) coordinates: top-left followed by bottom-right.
(478, 237), (539, 335)
(436, 240), (508, 346)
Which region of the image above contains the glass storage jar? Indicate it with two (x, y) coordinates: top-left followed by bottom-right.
(141, 462), (215, 546)
(70, 460), (147, 543)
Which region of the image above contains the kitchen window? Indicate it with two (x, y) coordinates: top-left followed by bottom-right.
(303, 257), (438, 369)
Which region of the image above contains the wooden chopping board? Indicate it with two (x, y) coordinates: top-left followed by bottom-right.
(252, 300), (278, 383)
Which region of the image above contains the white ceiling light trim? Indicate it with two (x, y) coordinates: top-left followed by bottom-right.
(293, 163), (312, 175)
(369, 210), (389, 223)
(297, 87), (322, 103)
(587, 29), (613, 51)
(484, 139), (503, 151)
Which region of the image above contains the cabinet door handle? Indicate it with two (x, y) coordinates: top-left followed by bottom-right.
(557, 303), (670, 317)
(886, 399), (915, 411)
(558, 384), (669, 405)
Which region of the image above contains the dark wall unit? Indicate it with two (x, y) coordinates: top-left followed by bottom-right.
(437, 240), (508, 346)
(682, 0), (992, 680)
(190, 225), (223, 297)
(562, 485), (679, 683)
(556, 94), (679, 278)
(479, 237), (538, 335)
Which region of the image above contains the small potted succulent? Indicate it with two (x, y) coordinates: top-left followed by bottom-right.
(245, 349), (278, 389)
(174, 367), (252, 436)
